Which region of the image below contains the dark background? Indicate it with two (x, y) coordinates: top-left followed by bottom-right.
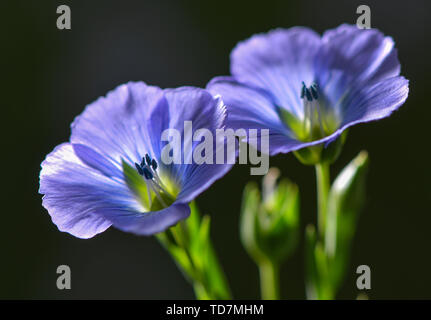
(1, 0), (429, 299)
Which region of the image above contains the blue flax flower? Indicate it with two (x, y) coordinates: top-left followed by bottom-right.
(39, 82), (231, 238)
(207, 24), (409, 160)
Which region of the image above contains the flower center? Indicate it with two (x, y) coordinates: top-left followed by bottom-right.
(300, 81), (327, 141)
(279, 81), (340, 142)
(134, 154), (175, 210)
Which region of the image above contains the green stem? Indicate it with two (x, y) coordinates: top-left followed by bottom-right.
(258, 260), (280, 300)
(315, 162), (330, 240)
(156, 225), (231, 300)
(193, 282), (211, 300)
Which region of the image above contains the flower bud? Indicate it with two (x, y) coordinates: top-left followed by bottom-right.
(240, 168), (300, 264)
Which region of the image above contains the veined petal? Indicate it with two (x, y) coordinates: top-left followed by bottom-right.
(339, 76), (409, 127)
(39, 143), (137, 238)
(207, 76), (285, 131)
(101, 203), (191, 236)
(231, 27), (322, 117)
(72, 144), (122, 179)
(146, 86), (233, 201)
(70, 82), (163, 166)
(319, 24), (400, 84)
(207, 76), (306, 155)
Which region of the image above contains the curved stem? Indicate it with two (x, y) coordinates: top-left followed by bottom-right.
(258, 259), (280, 300)
(315, 162), (330, 240)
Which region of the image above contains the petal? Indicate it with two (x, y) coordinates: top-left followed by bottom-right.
(340, 76), (409, 127)
(72, 144), (122, 179)
(101, 203), (191, 236)
(315, 24), (401, 107)
(163, 86), (227, 133)
(304, 76), (410, 149)
(207, 76), (285, 132)
(70, 82), (164, 166)
(39, 143), (138, 238)
(147, 86), (233, 201)
(176, 161), (233, 204)
(230, 27), (322, 116)
(207, 76), (304, 155)
(320, 24), (400, 83)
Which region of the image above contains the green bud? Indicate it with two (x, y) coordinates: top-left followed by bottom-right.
(325, 151), (369, 291)
(240, 168), (300, 264)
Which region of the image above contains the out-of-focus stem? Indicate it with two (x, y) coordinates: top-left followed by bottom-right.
(315, 162), (330, 239)
(258, 259), (280, 300)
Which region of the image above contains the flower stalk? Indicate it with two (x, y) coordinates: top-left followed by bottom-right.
(156, 202), (231, 300)
(315, 162), (330, 239)
(306, 152), (369, 299)
(258, 259), (280, 300)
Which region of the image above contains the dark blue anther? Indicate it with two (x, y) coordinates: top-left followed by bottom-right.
(142, 167), (154, 180)
(135, 163), (144, 176)
(305, 87), (313, 102)
(310, 83), (319, 100)
(151, 159), (158, 170)
(145, 154), (152, 166)
(301, 81), (306, 99)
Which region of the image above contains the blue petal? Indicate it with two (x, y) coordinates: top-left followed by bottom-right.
(315, 25), (401, 111)
(39, 143), (135, 238)
(318, 24), (400, 85)
(307, 76), (409, 148)
(39, 144), (194, 237)
(72, 144), (122, 178)
(100, 203), (191, 236)
(230, 27), (322, 117)
(339, 76), (409, 127)
(207, 77), (285, 132)
(70, 82), (163, 166)
(146, 86), (233, 202)
(207, 76), (304, 155)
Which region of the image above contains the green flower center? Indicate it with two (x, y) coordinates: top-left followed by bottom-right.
(280, 82), (338, 142)
(122, 154), (180, 212)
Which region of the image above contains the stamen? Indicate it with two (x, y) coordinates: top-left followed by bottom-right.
(148, 183), (168, 208)
(300, 81), (326, 138)
(135, 163), (144, 175)
(310, 83), (319, 100)
(134, 155), (173, 209)
(151, 159), (157, 170)
(145, 153), (152, 166)
(305, 87), (313, 102)
(142, 167), (153, 180)
(144, 179), (153, 208)
(301, 82), (306, 99)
